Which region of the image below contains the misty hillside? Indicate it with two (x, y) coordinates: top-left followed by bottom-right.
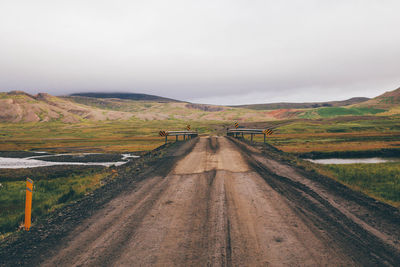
(0, 87), (399, 123)
(69, 92), (181, 102)
(0, 91), (133, 123)
(0, 91), (276, 123)
(233, 97), (370, 110)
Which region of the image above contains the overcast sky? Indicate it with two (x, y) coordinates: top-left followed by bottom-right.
(0, 1), (399, 105)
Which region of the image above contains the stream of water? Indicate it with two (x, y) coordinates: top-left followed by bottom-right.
(0, 153), (139, 169)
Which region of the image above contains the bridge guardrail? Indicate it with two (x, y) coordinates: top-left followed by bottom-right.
(227, 128), (273, 143)
(159, 130), (198, 143)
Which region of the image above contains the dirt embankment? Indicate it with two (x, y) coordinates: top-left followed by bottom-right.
(1, 137), (399, 266)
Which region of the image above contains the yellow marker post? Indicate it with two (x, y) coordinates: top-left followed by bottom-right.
(25, 178), (33, 231)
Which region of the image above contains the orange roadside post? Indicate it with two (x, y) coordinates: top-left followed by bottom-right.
(25, 178), (33, 231)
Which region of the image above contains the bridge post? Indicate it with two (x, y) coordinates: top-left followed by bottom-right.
(176, 135), (178, 142)
(165, 135), (168, 144)
(264, 134), (266, 143)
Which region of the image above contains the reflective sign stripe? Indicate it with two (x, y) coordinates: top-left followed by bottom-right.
(159, 130), (168, 136)
(263, 129), (273, 135)
(159, 131), (168, 136)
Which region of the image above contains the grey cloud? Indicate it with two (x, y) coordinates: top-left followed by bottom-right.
(0, 0), (399, 105)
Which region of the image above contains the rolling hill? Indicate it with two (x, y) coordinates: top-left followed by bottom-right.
(232, 97), (370, 110)
(0, 91), (276, 123)
(0, 91), (133, 123)
(69, 92), (181, 102)
(0, 87), (398, 123)
(356, 87), (400, 108)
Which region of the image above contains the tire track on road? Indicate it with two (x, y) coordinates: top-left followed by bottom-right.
(231, 137), (400, 266)
(15, 136), (400, 266)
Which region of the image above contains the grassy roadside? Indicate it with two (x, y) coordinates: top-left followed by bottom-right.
(250, 116), (400, 153)
(298, 159), (400, 208)
(0, 140), (180, 238)
(322, 163), (400, 207)
(0, 166), (112, 236)
(257, 143), (400, 208)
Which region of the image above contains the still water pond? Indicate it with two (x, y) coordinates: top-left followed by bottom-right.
(306, 158), (400, 165)
(0, 153), (139, 169)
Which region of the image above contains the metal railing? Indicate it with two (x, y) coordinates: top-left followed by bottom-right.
(159, 130), (198, 143)
(227, 128), (273, 143)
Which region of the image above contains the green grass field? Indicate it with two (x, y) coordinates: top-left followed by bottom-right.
(262, 116), (400, 153)
(2, 115), (399, 153)
(0, 166), (111, 235)
(300, 107), (386, 119)
(0, 119), (227, 152)
(322, 162), (400, 207)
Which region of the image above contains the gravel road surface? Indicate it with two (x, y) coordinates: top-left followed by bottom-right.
(2, 137), (399, 266)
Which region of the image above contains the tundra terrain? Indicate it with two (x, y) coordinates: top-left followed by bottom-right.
(1, 137), (399, 266)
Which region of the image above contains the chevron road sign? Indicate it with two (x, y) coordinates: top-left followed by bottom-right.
(262, 129), (273, 135)
(159, 130), (167, 137)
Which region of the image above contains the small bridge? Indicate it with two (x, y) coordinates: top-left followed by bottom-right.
(227, 128), (273, 143)
(159, 130), (198, 143)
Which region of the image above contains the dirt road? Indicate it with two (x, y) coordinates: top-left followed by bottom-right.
(31, 136), (398, 266)
(2, 137), (399, 266)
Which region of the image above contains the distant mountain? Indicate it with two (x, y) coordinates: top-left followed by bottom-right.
(232, 97), (370, 110)
(0, 90), (261, 123)
(0, 88), (398, 123)
(69, 92), (181, 102)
